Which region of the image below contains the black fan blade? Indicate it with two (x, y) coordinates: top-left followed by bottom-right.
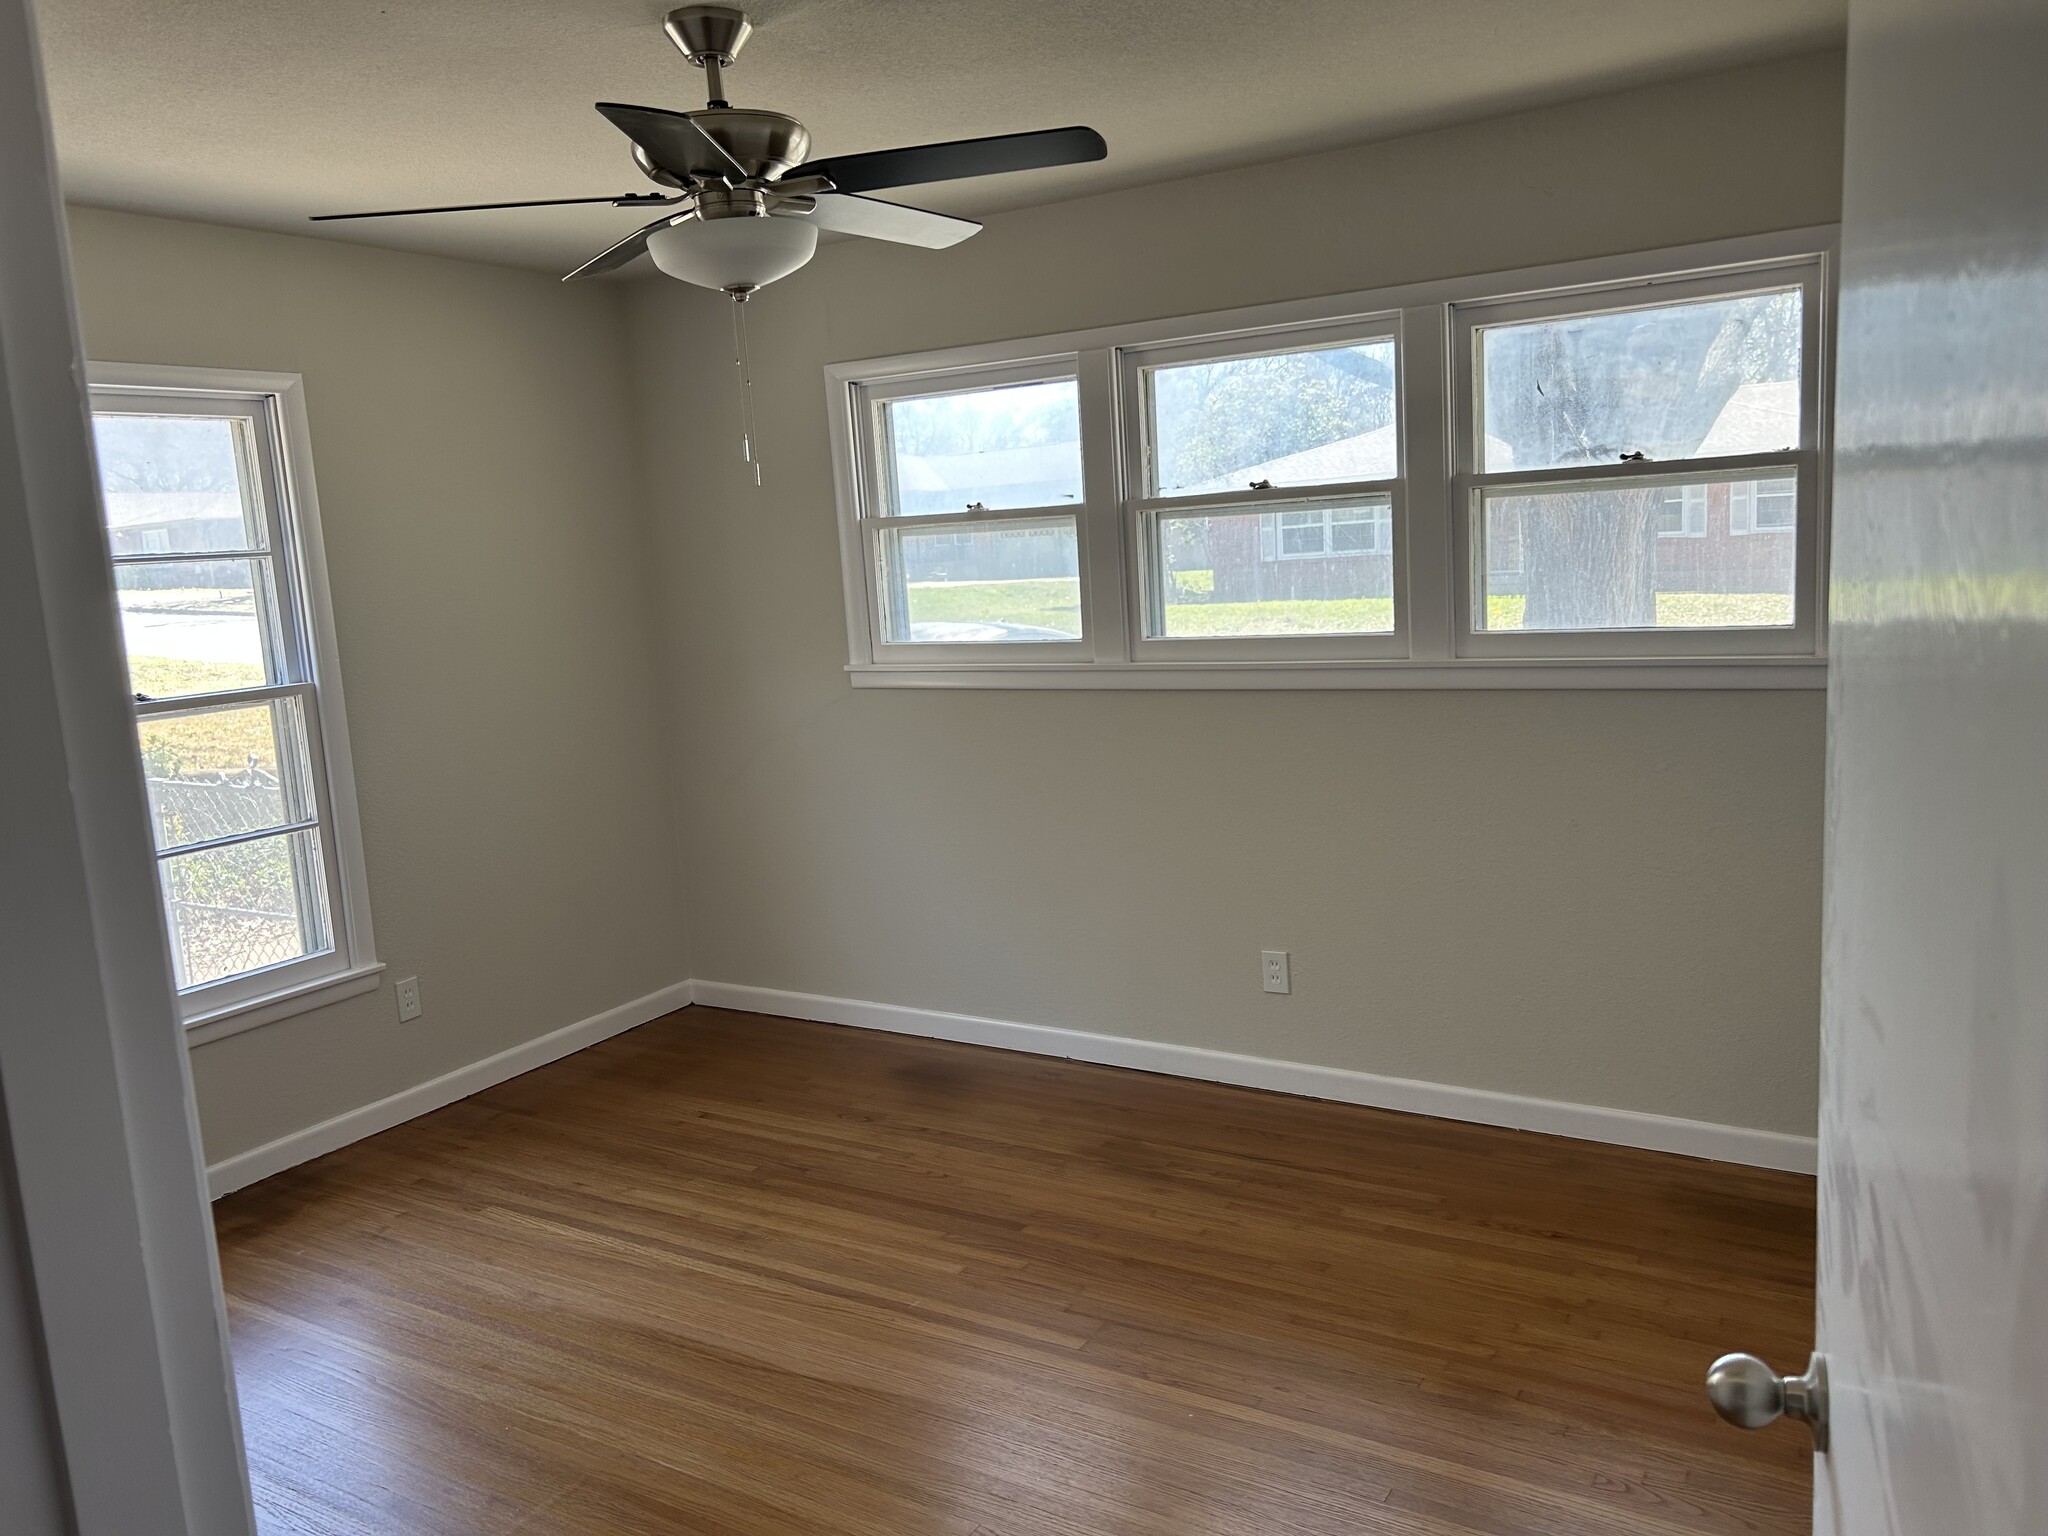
(596, 102), (747, 182)
(787, 125), (1105, 196)
(788, 193), (980, 249)
(311, 193), (675, 222)
(562, 213), (684, 281)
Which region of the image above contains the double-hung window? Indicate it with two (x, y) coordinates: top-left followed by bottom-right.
(848, 362), (1091, 658)
(1452, 263), (1825, 658)
(829, 227), (1833, 687)
(1122, 323), (1407, 660)
(89, 366), (377, 1039)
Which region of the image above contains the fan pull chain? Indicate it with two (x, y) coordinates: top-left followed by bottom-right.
(730, 290), (761, 488)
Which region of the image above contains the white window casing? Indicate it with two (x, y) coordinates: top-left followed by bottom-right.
(89, 364), (379, 1043)
(825, 227), (1836, 690)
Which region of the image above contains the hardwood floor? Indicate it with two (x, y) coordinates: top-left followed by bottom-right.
(214, 1007), (1816, 1535)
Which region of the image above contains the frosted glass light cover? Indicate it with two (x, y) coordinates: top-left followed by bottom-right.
(646, 214), (818, 292)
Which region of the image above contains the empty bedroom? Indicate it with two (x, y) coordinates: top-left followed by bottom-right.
(7, 0), (2042, 1532)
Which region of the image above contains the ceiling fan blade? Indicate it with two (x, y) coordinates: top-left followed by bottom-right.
(788, 192), (981, 250)
(562, 213), (687, 281)
(786, 125), (1105, 195)
(311, 193), (675, 222)
(596, 102), (747, 182)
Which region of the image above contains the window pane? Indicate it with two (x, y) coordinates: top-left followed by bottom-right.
(116, 558), (282, 698)
(1148, 339), (1398, 496)
(1476, 478), (1796, 631)
(158, 828), (331, 990)
(92, 413), (268, 555)
(879, 380), (1081, 516)
(137, 696), (317, 852)
(880, 518), (1081, 643)
(1477, 288), (1802, 473)
(1155, 498), (1395, 638)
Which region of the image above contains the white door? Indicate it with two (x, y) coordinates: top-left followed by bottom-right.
(0, 0), (257, 1528)
(1812, 0), (2048, 1528)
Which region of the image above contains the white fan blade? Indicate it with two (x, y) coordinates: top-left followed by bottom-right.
(793, 193), (981, 249)
(562, 214), (684, 281)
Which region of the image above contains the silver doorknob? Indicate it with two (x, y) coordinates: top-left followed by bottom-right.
(1705, 1350), (1828, 1452)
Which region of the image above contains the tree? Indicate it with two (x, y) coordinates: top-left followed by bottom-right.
(1481, 291), (1800, 629)
(1154, 345), (1396, 491)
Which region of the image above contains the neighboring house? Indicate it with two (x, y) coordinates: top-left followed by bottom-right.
(1190, 382), (1796, 604)
(100, 489), (245, 554)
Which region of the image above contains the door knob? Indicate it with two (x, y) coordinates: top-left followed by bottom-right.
(1705, 1351), (1828, 1452)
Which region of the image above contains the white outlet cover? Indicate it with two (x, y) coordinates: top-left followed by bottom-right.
(396, 976), (421, 1021)
(1261, 950), (1291, 994)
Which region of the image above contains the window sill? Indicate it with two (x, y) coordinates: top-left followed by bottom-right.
(847, 658), (1828, 691)
(182, 962), (385, 1046)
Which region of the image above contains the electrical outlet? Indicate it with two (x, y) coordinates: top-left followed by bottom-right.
(1261, 950), (1291, 995)
(395, 975), (422, 1022)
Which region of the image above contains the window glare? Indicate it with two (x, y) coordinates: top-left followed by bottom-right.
(1478, 288), (1802, 473)
(880, 519), (1082, 644)
(1149, 340), (1398, 497)
(881, 380), (1082, 516)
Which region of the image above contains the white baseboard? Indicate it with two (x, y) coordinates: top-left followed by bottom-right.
(207, 977), (1817, 1196)
(204, 980), (695, 1199)
(690, 980), (1818, 1175)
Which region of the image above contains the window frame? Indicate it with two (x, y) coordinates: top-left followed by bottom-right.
(1119, 316), (1408, 663)
(847, 356), (1099, 666)
(89, 364), (380, 1044)
(824, 226), (1836, 690)
(1449, 259), (1828, 661)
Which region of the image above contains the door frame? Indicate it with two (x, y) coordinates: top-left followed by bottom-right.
(0, 0), (257, 1528)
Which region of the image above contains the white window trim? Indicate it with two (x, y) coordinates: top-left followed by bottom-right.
(1656, 485), (1710, 539)
(89, 362), (380, 1044)
(1450, 259), (1827, 662)
(825, 225), (1837, 690)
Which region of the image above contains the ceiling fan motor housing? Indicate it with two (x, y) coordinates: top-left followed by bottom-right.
(633, 110), (810, 188)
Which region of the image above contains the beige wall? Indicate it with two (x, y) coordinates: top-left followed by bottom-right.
(625, 53), (1844, 1137)
(66, 209), (688, 1162)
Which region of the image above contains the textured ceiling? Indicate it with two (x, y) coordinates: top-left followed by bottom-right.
(36, 0), (1844, 277)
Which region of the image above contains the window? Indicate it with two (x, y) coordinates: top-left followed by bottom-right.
(1655, 486), (1708, 538)
(1729, 477), (1798, 534)
(1265, 504), (1393, 560)
(1455, 269), (1822, 657)
(1130, 325), (1403, 651)
(89, 366), (377, 1039)
(827, 228), (1833, 686)
(855, 366), (1087, 652)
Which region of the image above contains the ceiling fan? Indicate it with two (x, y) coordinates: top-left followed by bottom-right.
(312, 5), (1108, 297)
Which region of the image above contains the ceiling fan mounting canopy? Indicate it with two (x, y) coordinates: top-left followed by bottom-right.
(308, 5), (1107, 295)
(665, 6), (754, 72)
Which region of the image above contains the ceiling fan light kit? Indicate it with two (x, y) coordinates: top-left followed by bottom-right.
(645, 212), (817, 296)
(310, 5), (1104, 473)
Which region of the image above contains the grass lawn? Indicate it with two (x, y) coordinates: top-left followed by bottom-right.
(906, 576), (1085, 635)
(1482, 592), (1794, 629)
(130, 655), (276, 777)
(906, 577), (1792, 639)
